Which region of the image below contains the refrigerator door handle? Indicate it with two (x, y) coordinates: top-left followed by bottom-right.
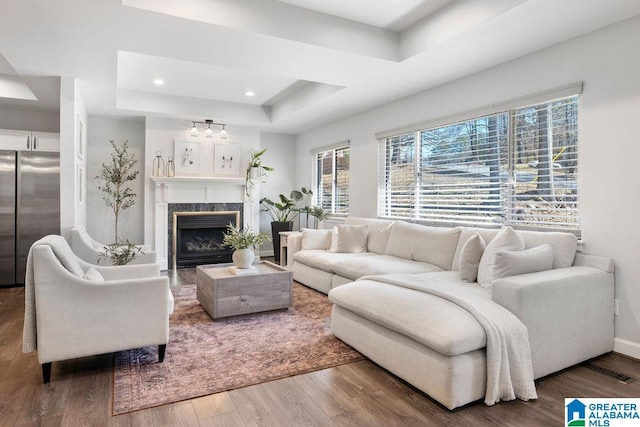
(33, 136), (37, 150)
(26, 136), (30, 150)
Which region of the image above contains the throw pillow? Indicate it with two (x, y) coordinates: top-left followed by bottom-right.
(477, 226), (525, 288)
(458, 233), (486, 282)
(301, 228), (332, 250)
(83, 267), (105, 282)
(336, 224), (368, 253)
(492, 244), (554, 281)
(328, 226), (339, 253)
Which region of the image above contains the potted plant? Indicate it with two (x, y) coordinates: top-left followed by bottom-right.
(245, 148), (273, 197)
(300, 205), (331, 229)
(222, 224), (271, 269)
(99, 241), (143, 266)
(260, 187), (312, 262)
(96, 140), (143, 265)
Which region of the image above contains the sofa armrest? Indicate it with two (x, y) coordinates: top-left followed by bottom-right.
(130, 250), (158, 264)
(287, 232), (303, 268)
(573, 252), (614, 272)
(492, 266), (614, 378)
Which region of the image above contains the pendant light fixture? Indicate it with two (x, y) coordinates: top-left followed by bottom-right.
(189, 119), (229, 141)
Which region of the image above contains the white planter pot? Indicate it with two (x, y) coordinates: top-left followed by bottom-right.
(232, 248), (255, 269)
(249, 166), (261, 180)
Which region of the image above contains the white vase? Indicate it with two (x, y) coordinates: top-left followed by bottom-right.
(232, 248), (255, 269)
(249, 166), (261, 180)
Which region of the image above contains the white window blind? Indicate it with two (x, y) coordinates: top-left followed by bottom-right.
(418, 114), (509, 224)
(379, 95), (580, 233)
(510, 96), (579, 230)
(315, 146), (349, 215)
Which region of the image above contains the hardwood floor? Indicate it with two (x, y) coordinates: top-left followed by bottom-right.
(1, 269), (639, 426)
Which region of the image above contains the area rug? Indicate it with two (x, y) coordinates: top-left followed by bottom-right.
(112, 283), (363, 415)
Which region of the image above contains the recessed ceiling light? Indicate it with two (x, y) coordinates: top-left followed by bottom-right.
(245, 91), (255, 97)
(153, 79), (165, 86)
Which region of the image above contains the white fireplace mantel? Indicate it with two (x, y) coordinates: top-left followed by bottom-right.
(150, 176), (259, 270)
(151, 176), (246, 185)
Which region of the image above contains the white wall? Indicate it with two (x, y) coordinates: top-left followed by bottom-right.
(295, 16), (640, 357)
(258, 132), (297, 254)
(86, 116), (145, 244)
(59, 77), (87, 237)
(142, 117), (261, 245)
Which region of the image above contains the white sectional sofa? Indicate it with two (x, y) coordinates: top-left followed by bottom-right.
(287, 217), (614, 409)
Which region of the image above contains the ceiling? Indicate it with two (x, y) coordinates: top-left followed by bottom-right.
(0, 0), (639, 134)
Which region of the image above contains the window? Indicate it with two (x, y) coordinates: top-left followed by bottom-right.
(314, 146), (349, 215)
(379, 95), (579, 232)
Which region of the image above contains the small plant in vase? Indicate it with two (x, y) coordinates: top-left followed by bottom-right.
(222, 224), (271, 269)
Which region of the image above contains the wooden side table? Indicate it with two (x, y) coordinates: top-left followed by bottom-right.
(278, 231), (299, 267)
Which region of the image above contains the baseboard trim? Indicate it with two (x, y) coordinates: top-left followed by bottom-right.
(614, 338), (640, 360)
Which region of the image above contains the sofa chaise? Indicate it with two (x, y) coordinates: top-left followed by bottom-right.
(287, 217), (614, 409)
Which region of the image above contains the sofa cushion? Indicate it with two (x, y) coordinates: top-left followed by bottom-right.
(301, 228), (332, 250)
(451, 228), (500, 271)
(328, 226), (338, 252)
(83, 267), (105, 282)
(331, 254), (444, 281)
(335, 224), (368, 253)
(518, 230), (578, 268)
(477, 226), (525, 287)
(492, 244), (554, 281)
(345, 217), (395, 254)
(329, 280), (487, 356)
(385, 221), (461, 270)
(459, 234), (486, 283)
(293, 250), (376, 273)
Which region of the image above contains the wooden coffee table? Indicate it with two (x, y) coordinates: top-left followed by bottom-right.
(196, 261), (293, 320)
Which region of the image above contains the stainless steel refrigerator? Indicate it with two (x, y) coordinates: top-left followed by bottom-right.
(0, 150), (60, 286)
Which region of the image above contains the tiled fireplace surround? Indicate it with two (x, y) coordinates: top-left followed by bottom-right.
(150, 177), (259, 270)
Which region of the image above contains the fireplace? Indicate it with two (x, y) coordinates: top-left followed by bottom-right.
(172, 210), (240, 269)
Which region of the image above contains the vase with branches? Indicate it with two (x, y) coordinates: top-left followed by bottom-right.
(96, 140), (140, 264)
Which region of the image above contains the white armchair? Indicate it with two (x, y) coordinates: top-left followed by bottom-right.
(23, 235), (173, 383)
(69, 226), (157, 266)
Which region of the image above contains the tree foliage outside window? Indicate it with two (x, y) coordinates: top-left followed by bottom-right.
(379, 96), (579, 233)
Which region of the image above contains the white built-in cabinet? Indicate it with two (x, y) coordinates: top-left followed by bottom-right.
(0, 129), (60, 152)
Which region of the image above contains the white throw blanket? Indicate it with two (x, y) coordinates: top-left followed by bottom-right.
(360, 273), (538, 406)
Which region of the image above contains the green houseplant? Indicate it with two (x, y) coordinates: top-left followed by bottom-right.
(300, 205), (331, 229)
(260, 187), (312, 262)
(222, 224), (271, 269)
(98, 241), (142, 266)
(96, 140), (142, 265)
(245, 148), (273, 197)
